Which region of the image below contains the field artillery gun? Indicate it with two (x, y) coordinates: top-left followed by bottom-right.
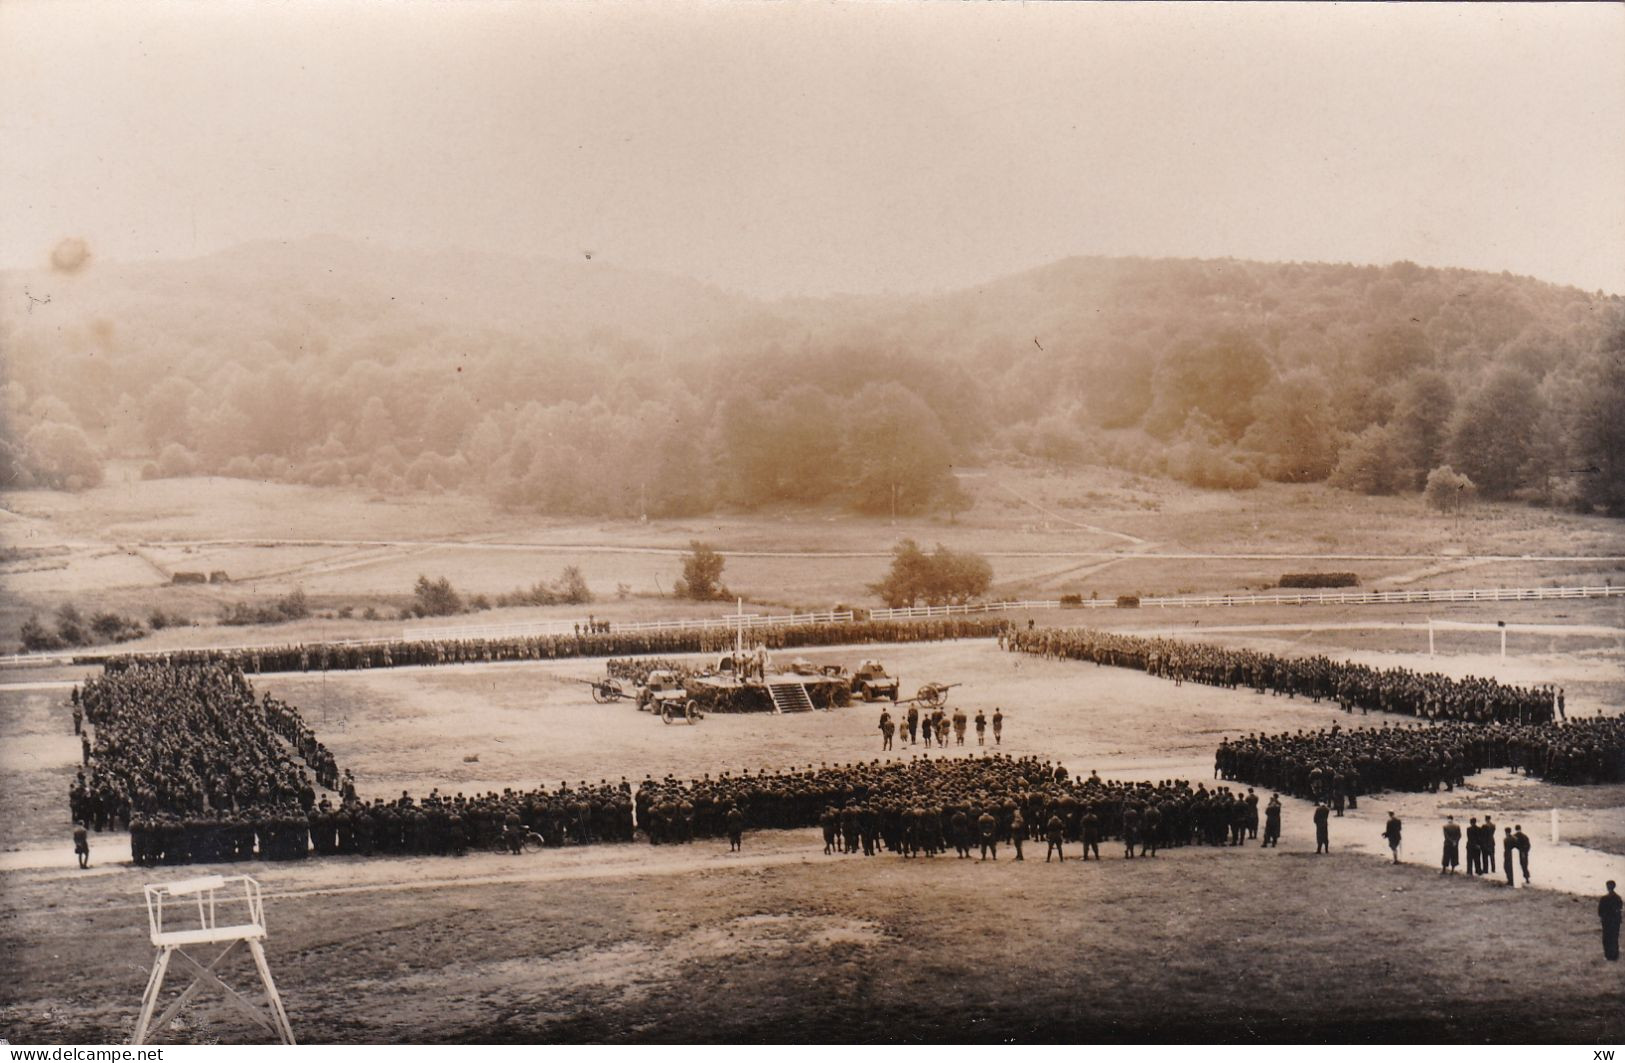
(900, 681), (961, 710)
(637, 669), (705, 725)
(850, 659), (901, 702)
(565, 675), (630, 703)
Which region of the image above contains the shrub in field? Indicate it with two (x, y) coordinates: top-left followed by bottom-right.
(220, 589), (312, 626)
(556, 565), (592, 605)
(495, 566), (594, 608)
(674, 541), (727, 601)
(19, 615), (66, 652)
(154, 443), (200, 479)
(89, 611), (145, 643)
(409, 575), (462, 617)
(54, 604), (88, 646)
(1424, 465), (1477, 513)
(19, 605), (146, 652)
(1279, 573), (1359, 589)
(155, 609), (189, 629)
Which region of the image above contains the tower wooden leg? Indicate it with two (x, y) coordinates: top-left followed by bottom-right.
(247, 939), (296, 1044)
(131, 948), (171, 1046)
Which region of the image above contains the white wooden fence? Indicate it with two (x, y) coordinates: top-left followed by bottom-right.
(407, 609), (855, 642)
(869, 584), (1624, 619)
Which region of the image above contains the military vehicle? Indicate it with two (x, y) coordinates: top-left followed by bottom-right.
(850, 660), (901, 702)
(637, 669), (703, 724)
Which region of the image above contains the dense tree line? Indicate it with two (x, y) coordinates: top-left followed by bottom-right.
(3, 244), (1621, 512)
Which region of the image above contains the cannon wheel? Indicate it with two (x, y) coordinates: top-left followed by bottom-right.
(920, 688), (944, 710)
(591, 683), (611, 704)
(661, 702), (677, 725)
(685, 700), (702, 724)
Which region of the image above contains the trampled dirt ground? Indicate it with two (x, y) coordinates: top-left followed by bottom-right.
(3, 636), (1623, 1043)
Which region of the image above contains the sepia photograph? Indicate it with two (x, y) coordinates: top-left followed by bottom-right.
(1, 0), (1623, 1047)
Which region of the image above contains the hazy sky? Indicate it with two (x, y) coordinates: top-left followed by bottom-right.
(2, 1), (1621, 298)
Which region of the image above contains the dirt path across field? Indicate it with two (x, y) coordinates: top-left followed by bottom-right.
(7, 773), (1621, 902)
(124, 536), (1625, 563)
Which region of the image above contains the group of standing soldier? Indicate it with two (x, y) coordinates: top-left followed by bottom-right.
(1014, 627), (1561, 725)
(877, 706), (1002, 751)
(97, 617), (1010, 677)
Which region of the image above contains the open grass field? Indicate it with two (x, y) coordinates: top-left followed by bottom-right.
(4, 466), (1624, 655)
(4, 631), (1623, 1043)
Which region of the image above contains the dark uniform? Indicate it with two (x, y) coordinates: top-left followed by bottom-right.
(73, 823), (89, 869)
(1081, 810), (1100, 860)
(1600, 881), (1622, 962)
(1383, 813), (1403, 864)
(1313, 803), (1330, 853)
(977, 811), (998, 861)
(1262, 795), (1281, 848)
(1441, 817), (1461, 873)
(1045, 814), (1066, 863)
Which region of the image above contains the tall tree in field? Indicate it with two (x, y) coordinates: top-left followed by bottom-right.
(675, 541), (726, 600)
(868, 540), (993, 607)
(869, 539), (933, 607)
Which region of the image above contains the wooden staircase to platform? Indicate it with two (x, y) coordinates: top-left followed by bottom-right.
(768, 682), (816, 713)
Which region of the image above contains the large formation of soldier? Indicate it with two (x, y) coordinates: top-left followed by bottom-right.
(66, 657), (1281, 865)
(68, 617), (1621, 866)
(1009, 627), (1621, 796)
(636, 754), (1271, 858)
(94, 616), (1009, 676)
(1217, 716), (1625, 801)
(70, 663), (346, 863)
(1010, 627), (1556, 724)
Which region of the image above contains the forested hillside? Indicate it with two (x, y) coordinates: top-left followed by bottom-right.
(3, 240), (1622, 515)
